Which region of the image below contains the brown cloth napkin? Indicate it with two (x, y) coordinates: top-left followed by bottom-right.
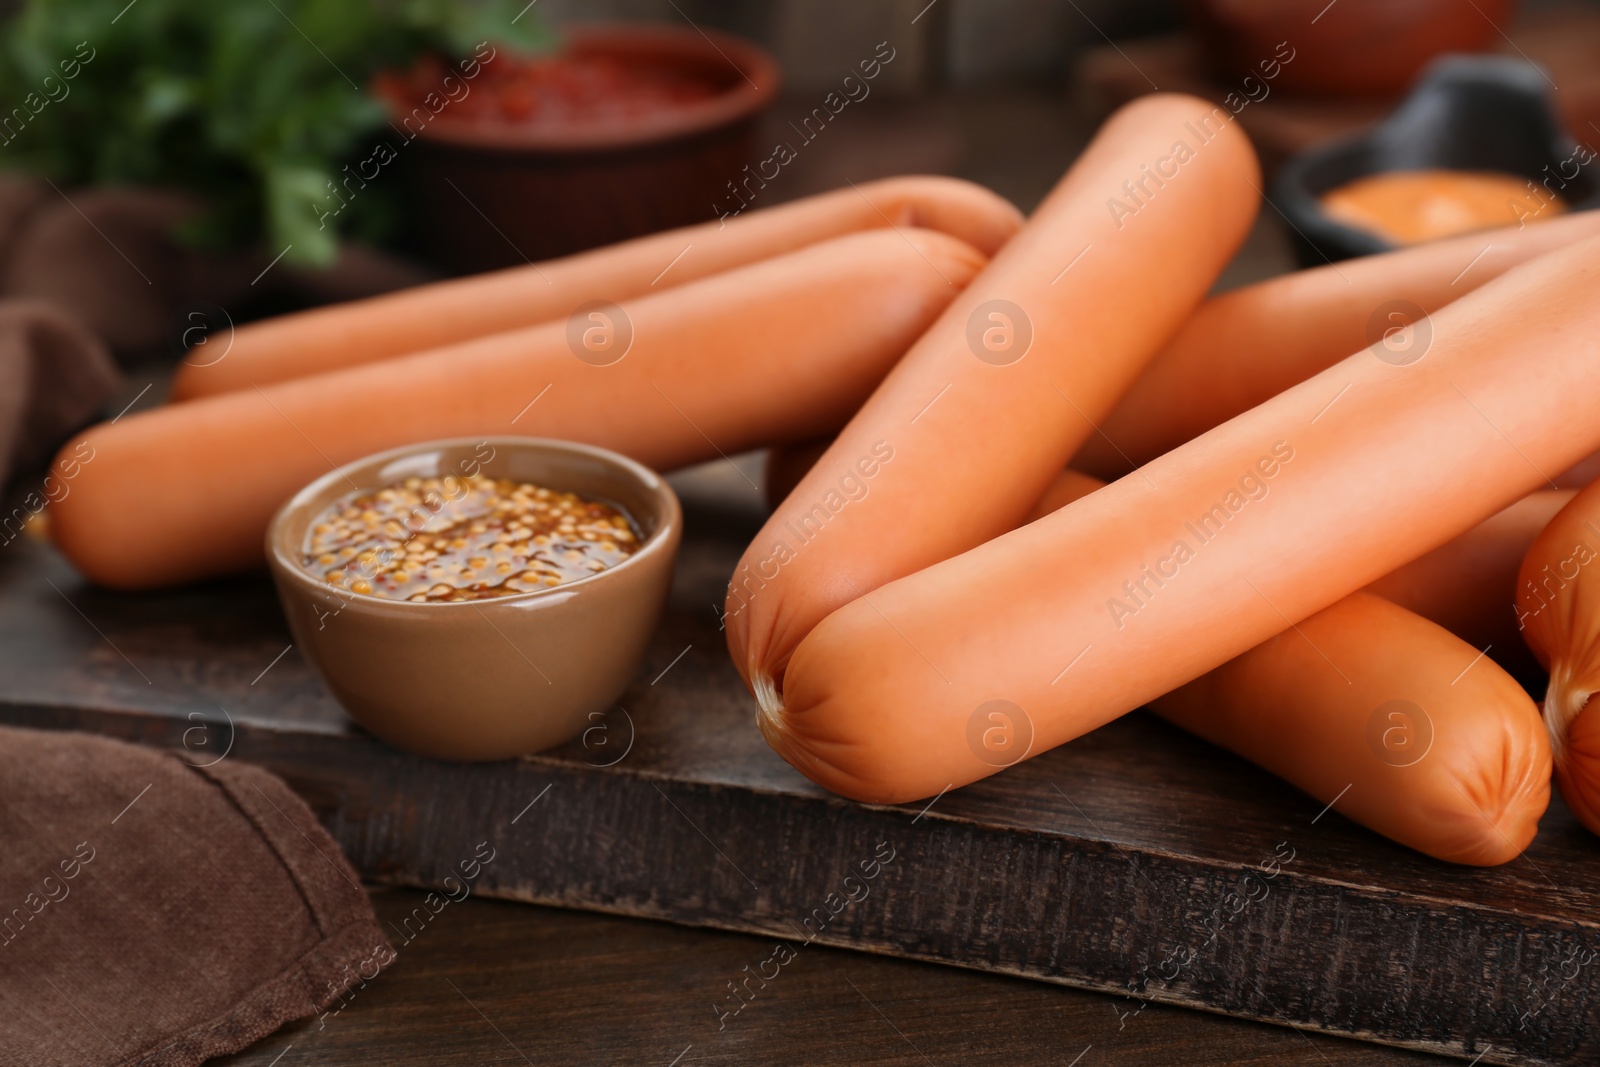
(0, 173), (432, 358)
(0, 727), (391, 1067)
(0, 299), (122, 485)
(0, 172), (432, 490)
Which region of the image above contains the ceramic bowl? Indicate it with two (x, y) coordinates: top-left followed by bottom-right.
(266, 437), (680, 760)
(377, 23), (780, 271)
(1274, 56), (1599, 264)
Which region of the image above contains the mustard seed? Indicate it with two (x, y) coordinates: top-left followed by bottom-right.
(302, 474), (640, 602)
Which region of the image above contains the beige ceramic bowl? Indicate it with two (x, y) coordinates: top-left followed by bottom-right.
(266, 437), (681, 760)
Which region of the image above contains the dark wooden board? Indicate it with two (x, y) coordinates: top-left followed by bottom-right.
(215, 889), (1446, 1066)
(3, 467), (1598, 1066)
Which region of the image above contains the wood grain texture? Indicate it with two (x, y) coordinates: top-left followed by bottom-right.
(214, 889), (1447, 1066)
(2, 471), (1596, 1066)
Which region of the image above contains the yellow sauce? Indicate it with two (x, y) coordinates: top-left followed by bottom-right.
(302, 474), (639, 602)
(1320, 169), (1564, 246)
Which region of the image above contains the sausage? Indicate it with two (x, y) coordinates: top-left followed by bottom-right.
(1368, 489), (1573, 666)
(1155, 593), (1549, 865)
(1025, 468), (1105, 522)
(1029, 472), (1573, 664)
(725, 93), (1261, 696)
(1516, 480), (1600, 835)
(1024, 473), (1551, 862)
(1554, 446), (1600, 489)
(169, 177), (1023, 401)
(765, 231), (1600, 804)
(52, 228), (988, 588)
(1074, 209), (1600, 479)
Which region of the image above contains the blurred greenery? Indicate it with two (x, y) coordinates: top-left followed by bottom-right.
(0, 0), (554, 266)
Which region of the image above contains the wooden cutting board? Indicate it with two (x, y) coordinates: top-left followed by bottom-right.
(3, 471), (1596, 1066)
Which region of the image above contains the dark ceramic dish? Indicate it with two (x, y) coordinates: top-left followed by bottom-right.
(1274, 56), (1599, 265)
(266, 437), (681, 761)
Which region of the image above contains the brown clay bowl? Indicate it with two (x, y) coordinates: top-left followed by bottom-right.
(266, 437), (681, 760)
(380, 23), (780, 271)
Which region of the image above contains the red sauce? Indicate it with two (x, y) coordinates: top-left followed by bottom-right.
(390, 53), (722, 128)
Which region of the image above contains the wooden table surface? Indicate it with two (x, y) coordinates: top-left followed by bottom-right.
(11, 449), (1596, 1064)
(216, 888), (1444, 1067)
(14, 89), (1585, 1067)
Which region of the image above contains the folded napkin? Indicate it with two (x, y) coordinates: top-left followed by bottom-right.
(0, 173), (432, 359)
(0, 727), (390, 1067)
(0, 172), (432, 491)
(0, 299), (122, 487)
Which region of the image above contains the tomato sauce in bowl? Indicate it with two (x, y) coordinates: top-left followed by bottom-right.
(387, 52), (723, 130)
(373, 24), (779, 268)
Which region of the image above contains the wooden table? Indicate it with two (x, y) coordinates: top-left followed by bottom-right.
(8, 90), (1595, 1067)
(7, 455), (1596, 1067)
(214, 888), (1444, 1066)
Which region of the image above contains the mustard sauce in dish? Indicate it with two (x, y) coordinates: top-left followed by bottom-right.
(302, 474), (639, 602)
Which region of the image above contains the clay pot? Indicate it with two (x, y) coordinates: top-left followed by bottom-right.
(382, 24), (779, 273)
(267, 437), (682, 760)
